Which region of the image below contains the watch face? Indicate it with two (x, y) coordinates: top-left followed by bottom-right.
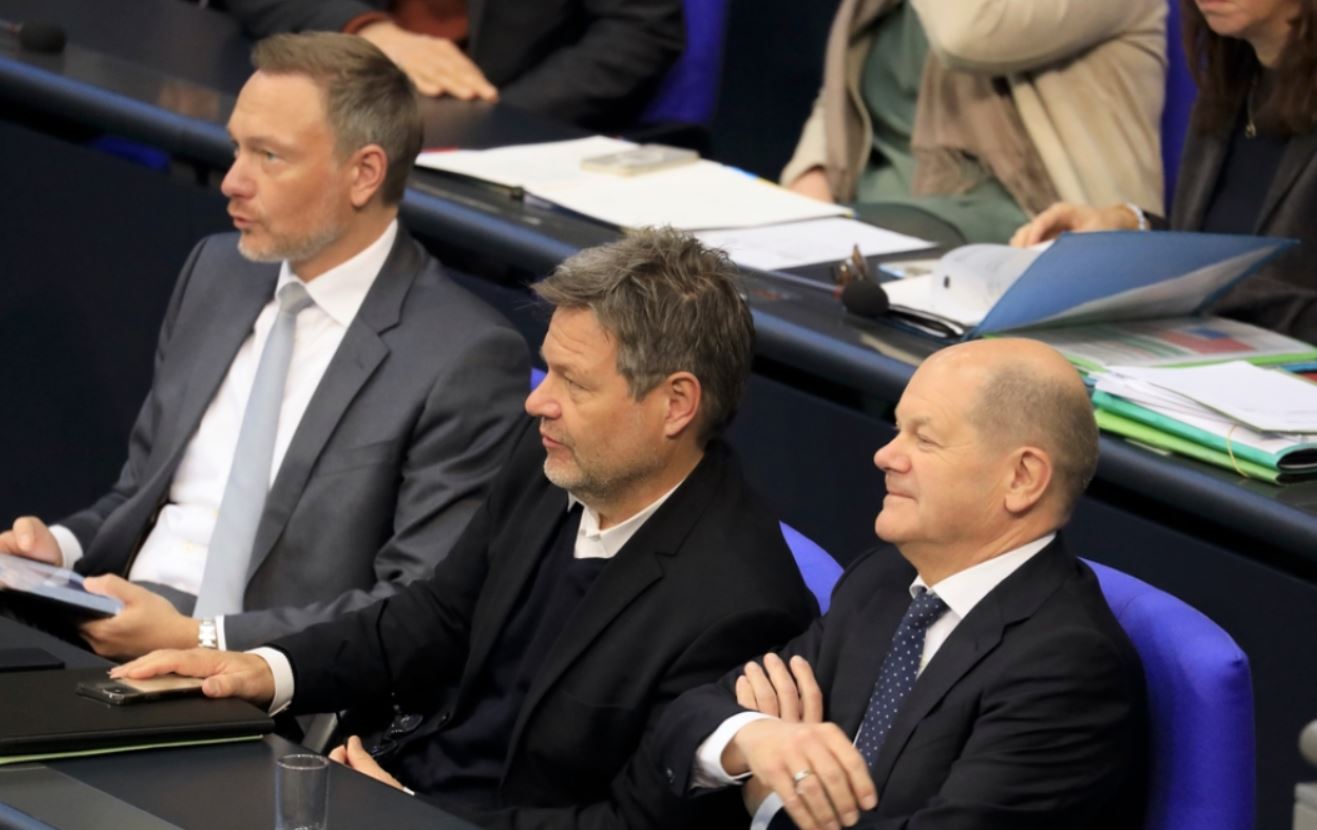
(199, 620), (218, 648)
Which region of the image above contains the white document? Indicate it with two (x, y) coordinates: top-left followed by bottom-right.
(881, 244), (1041, 326)
(695, 218), (932, 271)
(416, 137), (851, 230)
(1105, 362), (1317, 433)
(417, 136), (634, 189)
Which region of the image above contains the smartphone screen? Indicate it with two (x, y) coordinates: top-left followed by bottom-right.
(76, 675), (205, 705)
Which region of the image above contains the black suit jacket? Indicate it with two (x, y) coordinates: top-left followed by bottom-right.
(61, 228), (528, 648)
(1172, 107), (1317, 343)
(271, 418), (818, 830)
(224, 0), (684, 130)
(658, 539), (1147, 829)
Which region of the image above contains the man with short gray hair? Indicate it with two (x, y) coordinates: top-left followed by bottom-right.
(0, 32), (528, 658)
(656, 338), (1146, 829)
(115, 228), (818, 830)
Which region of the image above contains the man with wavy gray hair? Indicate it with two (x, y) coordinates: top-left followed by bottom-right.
(115, 228), (818, 830)
(0, 32), (528, 658)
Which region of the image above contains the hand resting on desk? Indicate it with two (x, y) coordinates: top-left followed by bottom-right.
(358, 20), (498, 101)
(112, 648), (275, 709)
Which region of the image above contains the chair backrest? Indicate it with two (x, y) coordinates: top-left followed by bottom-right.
(1085, 559), (1254, 830)
(1162, 0), (1198, 211)
(638, 0), (731, 127)
(780, 523), (842, 613)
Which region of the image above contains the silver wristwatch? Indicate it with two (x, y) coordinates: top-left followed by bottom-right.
(198, 618), (219, 650)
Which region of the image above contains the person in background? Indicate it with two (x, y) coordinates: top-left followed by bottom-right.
(222, 0), (683, 131)
(1013, 0), (1317, 343)
(784, 0), (1166, 245)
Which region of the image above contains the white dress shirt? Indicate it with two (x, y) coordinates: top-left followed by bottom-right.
(256, 477), (688, 715)
(52, 221), (398, 648)
(690, 533), (1057, 828)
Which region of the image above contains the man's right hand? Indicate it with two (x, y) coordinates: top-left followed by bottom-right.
(358, 20), (498, 101)
(0, 516), (62, 566)
(727, 718), (876, 830)
(111, 648), (276, 709)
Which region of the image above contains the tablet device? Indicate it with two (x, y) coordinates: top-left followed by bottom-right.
(0, 554), (123, 618)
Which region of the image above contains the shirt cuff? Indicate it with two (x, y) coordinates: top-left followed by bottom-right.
(48, 524), (82, 570)
(691, 711), (774, 789)
(249, 646), (294, 715)
(751, 791), (785, 830)
(215, 616), (228, 652)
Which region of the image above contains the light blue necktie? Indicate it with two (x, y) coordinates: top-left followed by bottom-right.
(194, 282), (313, 618)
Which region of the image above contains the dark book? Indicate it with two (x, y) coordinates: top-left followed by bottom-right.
(0, 668), (274, 763)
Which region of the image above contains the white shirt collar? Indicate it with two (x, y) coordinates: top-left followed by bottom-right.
(566, 477), (687, 560)
(275, 219), (398, 327)
(911, 533), (1057, 620)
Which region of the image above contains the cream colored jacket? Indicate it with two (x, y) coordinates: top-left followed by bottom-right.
(781, 0), (1167, 213)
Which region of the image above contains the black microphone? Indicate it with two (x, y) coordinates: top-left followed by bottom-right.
(840, 278), (890, 319)
(0, 19), (66, 54)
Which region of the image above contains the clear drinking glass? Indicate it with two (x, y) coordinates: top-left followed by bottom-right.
(275, 753), (330, 830)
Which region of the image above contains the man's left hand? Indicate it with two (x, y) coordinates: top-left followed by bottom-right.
(736, 653), (825, 723)
(330, 735), (406, 791)
(79, 575), (199, 659)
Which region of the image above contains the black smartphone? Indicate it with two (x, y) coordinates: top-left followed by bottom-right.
(76, 674), (205, 705)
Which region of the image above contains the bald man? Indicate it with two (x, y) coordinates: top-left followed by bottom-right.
(655, 339), (1147, 830)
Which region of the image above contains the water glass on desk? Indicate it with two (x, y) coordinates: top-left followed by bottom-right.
(276, 754), (330, 830)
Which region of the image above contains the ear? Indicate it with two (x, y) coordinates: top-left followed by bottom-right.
(347, 143), (388, 208)
(660, 372), (702, 440)
(1002, 445), (1053, 516)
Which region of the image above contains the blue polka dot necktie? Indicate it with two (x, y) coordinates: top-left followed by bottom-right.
(854, 587), (949, 766)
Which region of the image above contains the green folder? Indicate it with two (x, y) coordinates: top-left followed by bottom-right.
(1094, 409), (1282, 484)
(1092, 391), (1317, 474)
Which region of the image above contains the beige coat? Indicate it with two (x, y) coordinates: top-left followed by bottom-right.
(782, 0), (1167, 213)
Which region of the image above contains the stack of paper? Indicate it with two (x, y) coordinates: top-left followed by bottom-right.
(1093, 362), (1317, 483)
(416, 136), (851, 231)
(693, 218), (932, 271)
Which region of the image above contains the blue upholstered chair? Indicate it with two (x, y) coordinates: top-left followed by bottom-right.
(1085, 560), (1254, 830)
(779, 523), (842, 613)
(1162, 0), (1198, 211)
(633, 0), (730, 143)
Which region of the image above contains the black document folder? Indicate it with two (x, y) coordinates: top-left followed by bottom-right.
(0, 667), (274, 763)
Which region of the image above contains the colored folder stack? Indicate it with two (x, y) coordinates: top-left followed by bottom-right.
(1092, 361), (1317, 484)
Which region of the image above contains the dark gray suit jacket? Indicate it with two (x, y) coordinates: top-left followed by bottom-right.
(224, 0), (683, 130)
(657, 539), (1147, 829)
(62, 227), (529, 649)
(1172, 110), (1317, 343)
